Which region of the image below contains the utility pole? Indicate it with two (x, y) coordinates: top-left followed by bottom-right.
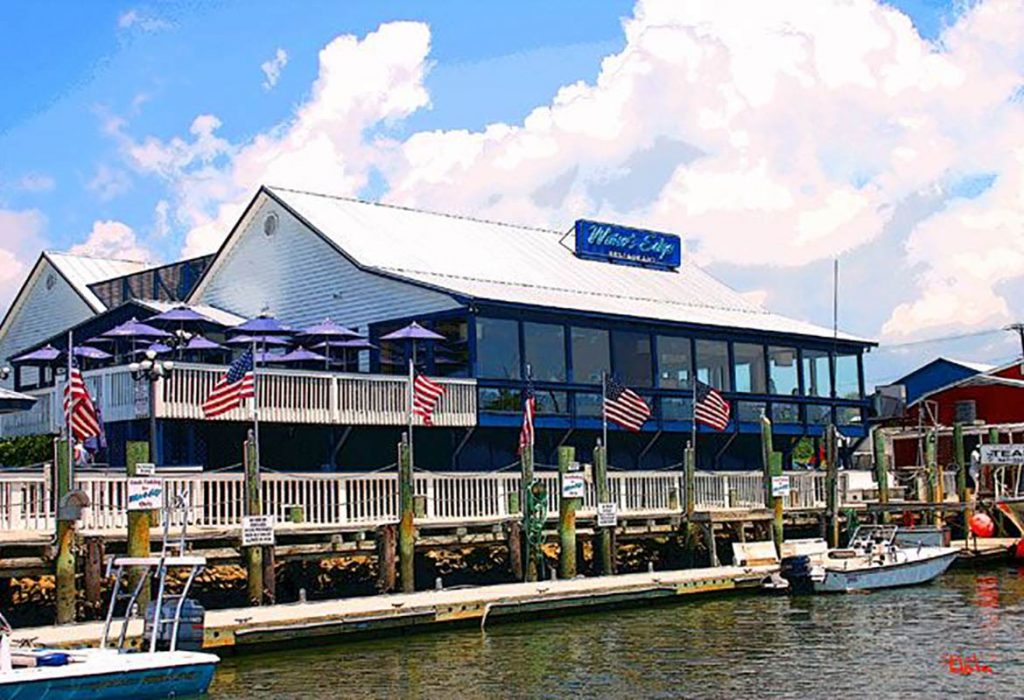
(1005, 323), (1024, 361)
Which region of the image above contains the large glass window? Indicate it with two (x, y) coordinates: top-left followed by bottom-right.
(523, 322), (565, 382)
(695, 339), (730, 391)
(661, 397), (693, 422)
(803, 350), (832, 397)
(768, 346), (799, 396)
(772, 402), (800, 425)
(657, 336), (692, 389)
(835, 354), (861, 399)
(575, 393), (603, 418)
(736, 401), (767, 423)
(611, 331), (652, 387)
(535, 390), (569, 415)
(807, 404), (832, 425)
(837, 406), (862, 426)
(433, 318), (469, 377)
(733, 343), (766, 394)
(571, 327), (609, 384)
(478, 387), (520, 413)
(476, 318), (520, 379)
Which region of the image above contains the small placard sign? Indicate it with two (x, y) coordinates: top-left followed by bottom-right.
(597, 502), (618, 527)
(770, 476), (791, 498)
(979, 444), (1024, 465)
(242, 515), (276, 547)
(562, 475), (586, 500)
(135, 462), (156, 476)
(127, 478), (163, 511)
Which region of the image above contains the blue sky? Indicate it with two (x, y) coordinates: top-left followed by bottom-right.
(2, 0), (1021, 386)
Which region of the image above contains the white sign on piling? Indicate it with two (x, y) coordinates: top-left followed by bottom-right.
(562, 475), (586, 499)
(979, 445), (1024, 465)
(126, 478), (163, 511)
(597, 502), (618, 527)
(770, 476), (791, 497)
(242, 515), (276, 547)
(135, 462), (156, 476)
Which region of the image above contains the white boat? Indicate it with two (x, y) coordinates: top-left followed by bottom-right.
(780, 525), (958, 594)
(0, 498), (219, 699)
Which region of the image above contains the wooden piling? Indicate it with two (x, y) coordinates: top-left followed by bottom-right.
(84, 536), (105, 619)
(825, 425), (840, 548)
(376, 524), (397, 593)
(243, 435), (264, 606)
(684, 443), (697, 562)
(520, 441), (537, 582)
(760, 414), (783, 557)
(507, 521), (523, 581)
(924, 428), (938, 526)
(593, 441), (614, 576)
(872, 427), (890, 517)
(55, 439), (76, 625)
(953, 423), (971, 534)
(398, 433), (415, 593)
(557, 445), (578, 580)
(125, 441), (152, 611)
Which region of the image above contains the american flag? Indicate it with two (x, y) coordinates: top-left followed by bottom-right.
(518, 378), (536, 454)
(63, 361), (101, 441)
(203, 350), (255, 418)
(413, 373), (445, 426)
(694, 379), (731, 431)
(603, 375), (651, 432)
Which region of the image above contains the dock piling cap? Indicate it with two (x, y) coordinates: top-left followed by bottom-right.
(58, 490), (91, 521)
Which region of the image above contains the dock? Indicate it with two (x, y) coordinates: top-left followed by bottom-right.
(10, 565), (773, 654)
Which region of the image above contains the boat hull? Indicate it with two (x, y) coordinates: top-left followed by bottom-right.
(813, 549), (958, 593)
(0, 652), (218, 700)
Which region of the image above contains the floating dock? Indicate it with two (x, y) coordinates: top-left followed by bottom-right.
(11, 565), (774, 654)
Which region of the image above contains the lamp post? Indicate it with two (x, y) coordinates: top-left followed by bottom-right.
(0, 366), (10, 383)
(128, 350), (174, 465)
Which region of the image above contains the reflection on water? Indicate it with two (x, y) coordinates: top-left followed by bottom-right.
(209, 568), (1024, 699)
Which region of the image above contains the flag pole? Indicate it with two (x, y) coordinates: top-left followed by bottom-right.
(407, 346), (415, 468)
(691, 382), (698, 471)
(66, 330), (74, 482)
(251, 338), (261, 469)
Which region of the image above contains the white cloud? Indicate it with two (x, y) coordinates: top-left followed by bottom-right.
(117, 9), (171, 32)
(87, 164), (132, 201)
(0, 209), (47, 311)
(261, 48), (288, 90)
(68, 221), (152, 263)
(15, 174), (55, 193)
(105, 2), (1024, 345)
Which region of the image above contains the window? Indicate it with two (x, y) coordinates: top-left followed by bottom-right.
(433, 318), (469, 377)
(523, 322), (565, 382)
(802, 350), (832, 397)
(837, 406), (862, 426)
(661, 397), (693, 422)
(807, 404), (832, 425)
(476, 318), (520, 379)
(535, 390), (569, 415)
(375, 321), (411, 375)
(657, 336), (692, 389)
(733, 343), (766, 394)
(835, 354), (861, 399)
(736, 401), (766, 423)
(611, 331), (652, 387)
(571, 327), (609, 384)
(575, 393), (603, 418)
(772, 403), (800, 424)
(954, 400), (977, 424)
(478, 387), (520, 413)
(768, 346), (799, 396)
(695, 339), (730, 391)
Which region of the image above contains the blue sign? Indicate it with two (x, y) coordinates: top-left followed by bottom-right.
(574, 220), (682, 270)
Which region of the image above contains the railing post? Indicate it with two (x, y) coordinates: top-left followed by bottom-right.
(593, 440), (614, 576)
(557, 445), (578, 579)
(825, 425), (840, 547)
(243, 433), (264, 606)
(398, 433), (415, 593)
(126, 440), (152, 612)
(55, 439), (76, 625)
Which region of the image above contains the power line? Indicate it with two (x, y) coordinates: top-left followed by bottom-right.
(872, 327), (1005, 352)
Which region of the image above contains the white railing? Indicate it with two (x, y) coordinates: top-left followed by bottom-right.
(0, 363), (478, 437)
(0, 468), (918, 534)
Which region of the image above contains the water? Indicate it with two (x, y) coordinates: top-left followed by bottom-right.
(209, 567), (1024, 699)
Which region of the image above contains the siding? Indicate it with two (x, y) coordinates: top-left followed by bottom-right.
(0, 259), (95, 387)
(193, 196), (462, 329)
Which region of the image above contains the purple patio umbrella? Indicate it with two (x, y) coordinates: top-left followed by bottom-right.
(312, 338), (377, 371)
(226, 334), (292, 347)
(380, 321), (445, 370)
(276, 347), (328, 364)
(184, 336), (226, 351)
(72, 346), (112, 361)
(101, 318), (172, 339)
(0, 386), (36, 415)
(11, 345), (62, 365)
(229, 315), (293, 336)
(148, 305), (219, 326)
(298, 318), (362, 339)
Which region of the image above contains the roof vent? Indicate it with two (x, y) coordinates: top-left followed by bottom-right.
(45, 273), (57, 291)
(263, 212), (279, 238)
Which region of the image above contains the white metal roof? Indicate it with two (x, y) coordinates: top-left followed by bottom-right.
(45, 252), (150, 312)
(268, 187), (870, 344)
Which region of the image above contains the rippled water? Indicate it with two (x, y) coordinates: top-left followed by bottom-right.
(209, 567), (1024, 699)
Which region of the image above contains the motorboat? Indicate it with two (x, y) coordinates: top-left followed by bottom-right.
(779, 524), (958, 594)
(0, 497), (219, 698)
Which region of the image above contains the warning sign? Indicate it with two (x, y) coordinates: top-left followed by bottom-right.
(597, 502), (618, 527)
(770, 476), (791, 498)
(126, 478), (163, 511)
(242, 515), (276, 547)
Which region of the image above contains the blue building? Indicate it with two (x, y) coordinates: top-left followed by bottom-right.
(0, 186), (874, 471)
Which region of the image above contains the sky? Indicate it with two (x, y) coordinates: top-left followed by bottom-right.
(1, 0), (1022, 388)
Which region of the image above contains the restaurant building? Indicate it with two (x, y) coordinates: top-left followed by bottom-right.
(0, 186), (874, 471)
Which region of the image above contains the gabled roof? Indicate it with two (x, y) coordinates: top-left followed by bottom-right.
(45, 252), (150, 312)
(912, 372), (1024, 407)
(259, 186), (871, 345)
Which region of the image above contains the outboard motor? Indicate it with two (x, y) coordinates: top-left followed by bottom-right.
(143, 598), (206, 652)
(779, 555), (814, 595)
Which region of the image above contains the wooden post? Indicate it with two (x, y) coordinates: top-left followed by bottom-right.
(125, 440), (151, 612)
(55, 439), (76, 625)
(924, 428), (938, 525)
(872, 427), (890, 511)
(684, 443), (697, 562)
(593, 441), (614, 576)
(557, 445), (578, 580)
(243, 434), (264, 606)
(825, 425), (840, 548)
(84, 536), (105, 619)
(398, 433), (415, 593)
(704, 524), (719, 567)
(520, 441), (537, 582)
(507, 521), (523, 581)
(376, 524), (397, 593)
(953, 423), (971, 535)
(760, 414), (783, 557)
